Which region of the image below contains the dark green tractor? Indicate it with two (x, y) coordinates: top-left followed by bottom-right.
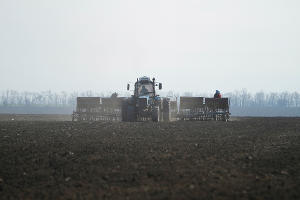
(122, 76), (170, 122)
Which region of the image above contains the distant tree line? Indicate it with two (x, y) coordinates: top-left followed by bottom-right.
(224, 90), (300, 108)
(0, 89), (299, 108)
(0, 90), (112, 107)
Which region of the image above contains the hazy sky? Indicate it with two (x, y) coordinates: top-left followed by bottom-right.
(1, 0), (299, 94)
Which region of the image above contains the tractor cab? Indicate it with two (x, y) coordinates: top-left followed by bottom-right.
(127, 76), (162, 98)
(136, 76), (154, 97)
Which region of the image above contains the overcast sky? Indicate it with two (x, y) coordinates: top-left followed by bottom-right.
(0, 0), (299, 94)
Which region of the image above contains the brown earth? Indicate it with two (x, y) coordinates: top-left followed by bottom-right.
(0, 114), (71, 122)
(0, 115), (299, 200)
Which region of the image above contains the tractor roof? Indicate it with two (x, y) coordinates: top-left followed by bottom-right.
(139, 76), (151, 82)
(138, 76), (152, 84)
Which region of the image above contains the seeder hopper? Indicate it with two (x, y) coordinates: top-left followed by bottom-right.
(178, 97), (230, 121)
(72, 96), (124, 121)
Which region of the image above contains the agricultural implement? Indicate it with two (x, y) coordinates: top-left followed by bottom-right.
(178, 97), (230, 121)
(72, 76), (230, 122)
(72, 96), (124, 121)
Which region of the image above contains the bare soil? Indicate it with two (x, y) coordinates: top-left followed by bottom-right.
(0, 115), (299, 200)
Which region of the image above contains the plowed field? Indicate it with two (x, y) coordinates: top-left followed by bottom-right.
(0, 115), (299, 199)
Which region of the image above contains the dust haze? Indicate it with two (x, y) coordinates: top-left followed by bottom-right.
(1, 0), (300, 93)
(1, 1), (300, 199)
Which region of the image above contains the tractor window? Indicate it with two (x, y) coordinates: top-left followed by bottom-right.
(138, 84), (153, 96)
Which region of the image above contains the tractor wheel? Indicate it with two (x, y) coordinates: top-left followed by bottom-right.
(163, 99), (171, 122)
(127, 105), (136, 122)
(152, 106), (160, 122)
(121, 101), (128, 122)
(223, 113), (230, 122)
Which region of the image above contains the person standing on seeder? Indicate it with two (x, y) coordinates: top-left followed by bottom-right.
(214, 90), (222, 98)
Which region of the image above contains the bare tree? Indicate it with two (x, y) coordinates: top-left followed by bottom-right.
(292, 92), (300, 107)
(254, 92), (265, 106)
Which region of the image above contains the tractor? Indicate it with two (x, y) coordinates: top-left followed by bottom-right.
(122, 76), (170, 122)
